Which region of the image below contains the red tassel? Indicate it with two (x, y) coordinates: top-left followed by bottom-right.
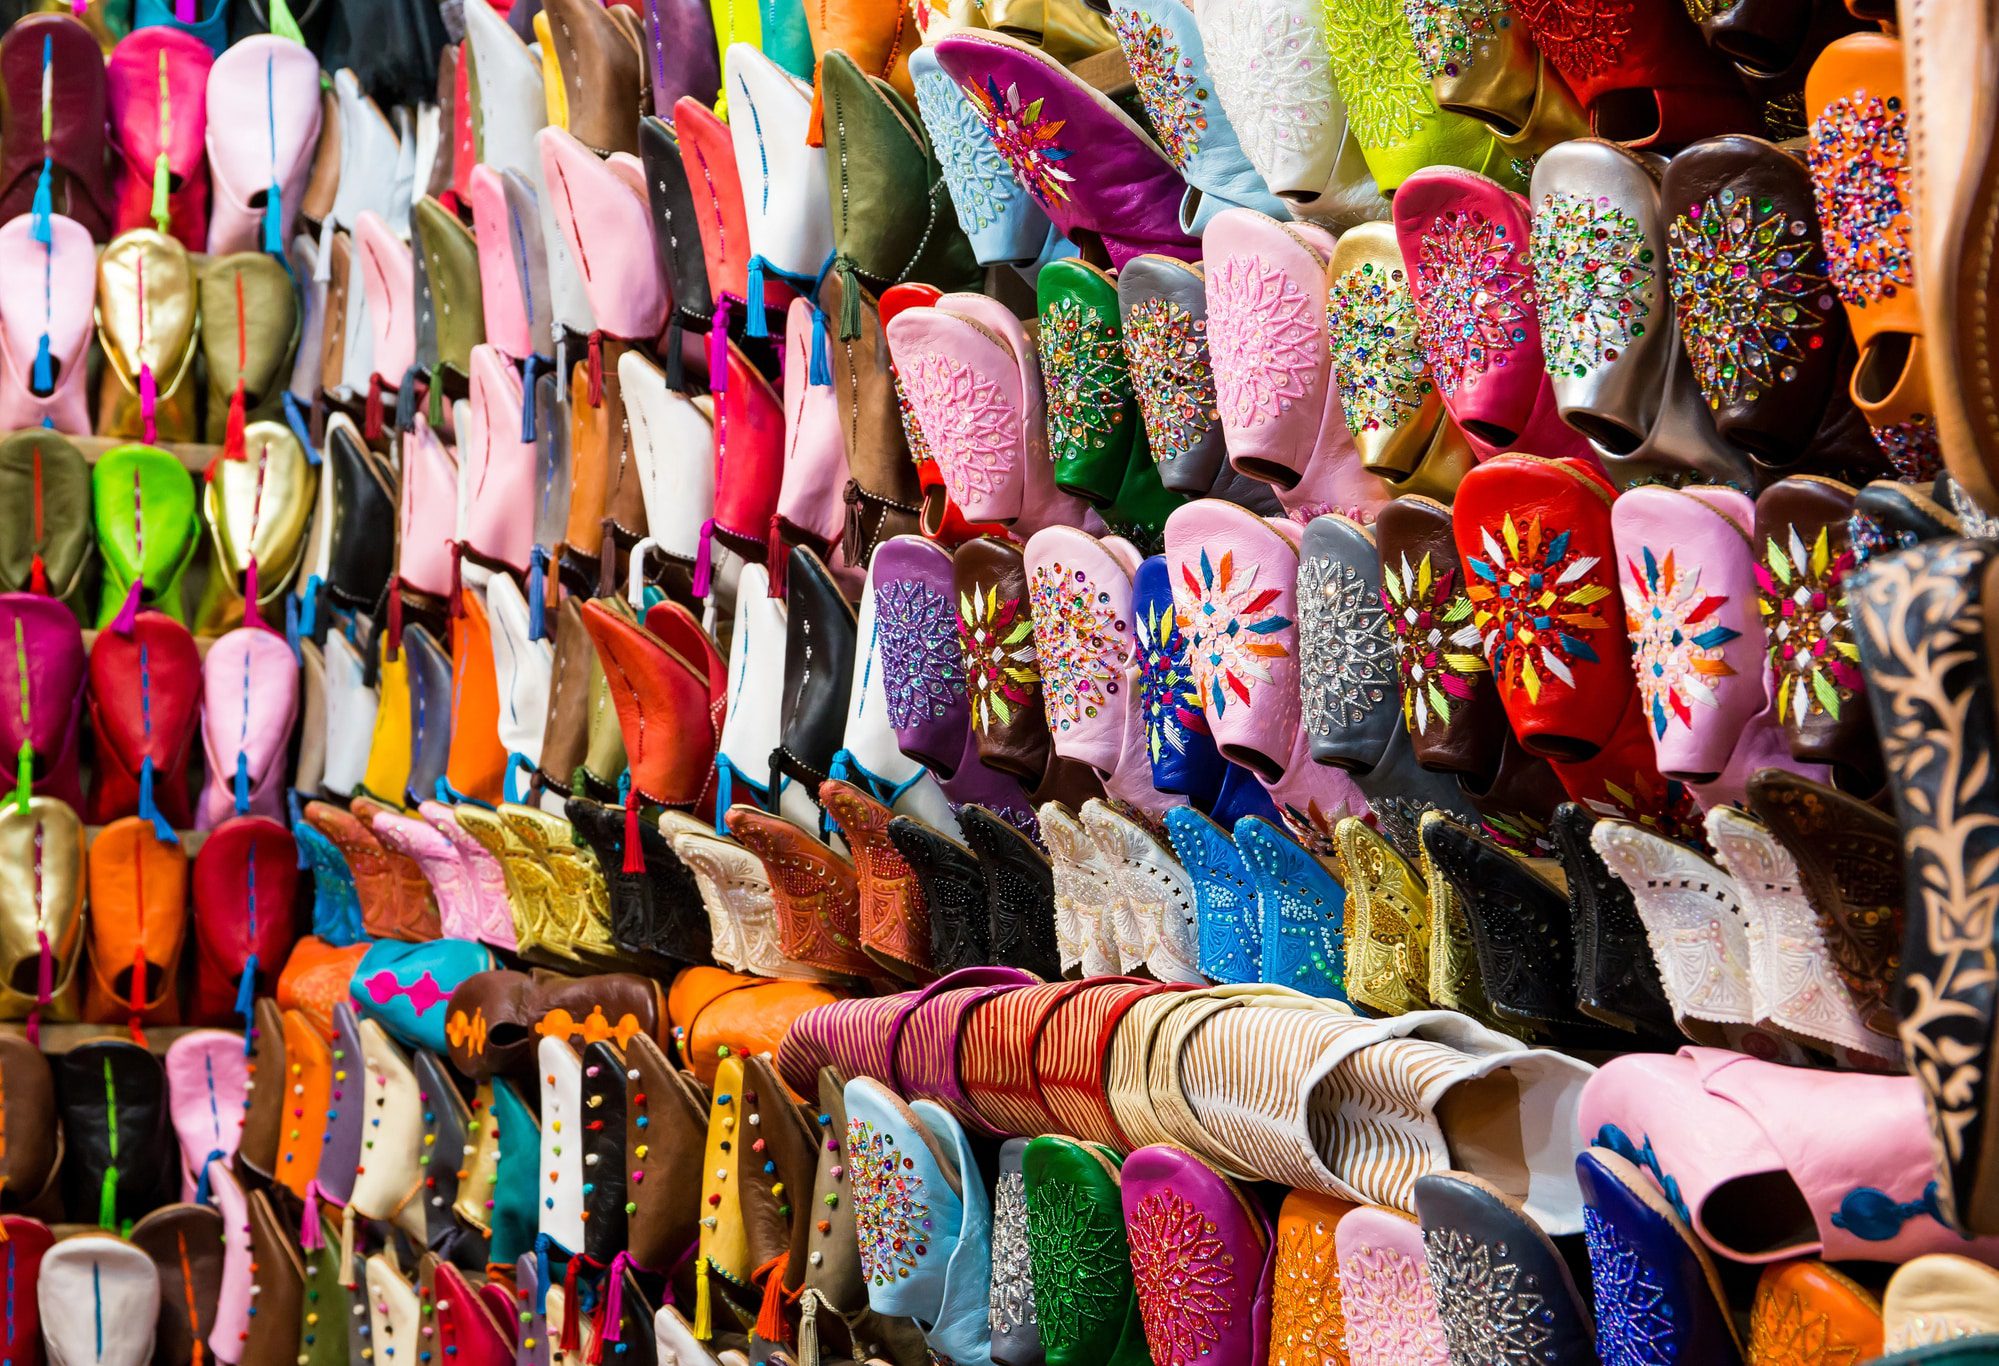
(623, 783), (644, 874)
(28, 555), (46, 596)
(364, 375), (386, 441)
(765, 515), (786, 598)
(385, 578), (404, 661)
(558, 1258), (584, 1354)
(224, 381), (247, 460)
(587, 331), (605, 408)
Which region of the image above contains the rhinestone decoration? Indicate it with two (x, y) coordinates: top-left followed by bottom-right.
(1466, 512), (1614, 704)
(874, 579), (967, 732)
(990, 1169), (1038, 1338)
(1666, 188), (1833, 409)
(1756, 523), (1863, 725)
(1123, 295), (1218, 465)
(1137, 594), (1209, 764)
(1622, 547), (1740, 739)
(1806, 91), (1913, 309)
(1531, 191), (1655, 378)
(1325, 0), (1434, 147)
(1868, 412), (1943, 483)
(1298, 551), (1394, 733)
(1207, 253), (1321, 428)
(1403, 0), (1513, 78)
(1027, 561), (1129, 732)
(1039, 297), (1132, 460)
(1848, 510), (1918, 567)
(1326, 259), (1435, 433)
(961, 75), (1076, 206)
(1112, 7), (1209, 167)
(901, 351), (1015, 508)
(1268, 1216), (1346, 1366)
(913, 68), (1014, 233)
(1174, 548), (1293, 717)
(1508, 0), (1632, 78)
(1340, 1244), (1450, 1364)
(1583, 1204), (1678, 1364)
(847, 1118), (929, 1288)
(1413, 209), (1535, 397)
(1200, 0), (1334, 176)
(1024, 1179), (1131, 1353)
(958, 583), (1042, 732)
(1126, 1190), (1236, 1365)
(1382, 550), (1489, 735)
(1422, 1227), (1559, 1364)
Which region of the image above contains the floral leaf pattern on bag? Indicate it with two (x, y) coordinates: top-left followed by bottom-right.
(1206, 253), (1320, 428)
(1465, 512), (1613, 704)
(1174, 548), (1292, 716)
(1621, 546), (1738, 739)
(959, 583), (1042, 732)
(1382, 550), (1488, 735)
(1127, 1189), (1236, 1365)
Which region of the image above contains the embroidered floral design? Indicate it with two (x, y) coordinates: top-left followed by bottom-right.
(1124, 296), (1218, 464)
(1269, 1214), (1346, 1366)
(1466, 512), (1614, 704)
(875, 579), (967, 731)
(1403, 0), (1513, 79)
(961, 75), (1076, 206)
(1340, 1245), (1450, 1363)
(1507, 0), (1630, 78)
(1027, 561), (1128, 732)
(847, 1117), (928, 1288)
(959, 583), (1041, 731)
(1137, 595), (1208, 764)
(1198, 0), (1334, 177)
(1748, 1282), (1866, 1366)
(1532, 191), (1655, 378)
(1422, 1228), (1555, 1365)
(913, 68), (1013, 233)
(1806, 91), (1913, 309)
(1126, 1190), (1235, 1365)
(1206, 254), (1321, 428)
(1298, 552), (1393, 733)
(1622, 547), (1739, 739)
(1325, 0), (1434, 147)
(1023, 1180), (1130, 1353)
(1413, 209), (1534, 397)
(1111, 7), (1209, 167)
(1174, 548), (1292, 716)
(1382, 550), (1488, 735)
(1326, 260), (1434, 433)
(1039, 297), (1132, 459)
(990, 1169), (1038, 1338)
(1667, 189), (1834, 409)
(1869, 412), (1943, 483)
(1582, 1205), (1677, 1363)
(902, 351), (1015, 507)
(1757, 522), (1863, 725)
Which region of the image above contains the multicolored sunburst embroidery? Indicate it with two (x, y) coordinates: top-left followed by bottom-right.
(1756, 523), (1863, 724)
(1028, 561), (1128, 732)
(1381, 550), (1488, 735)
(1412, 209), (1535, 397)
(1326, 259), (1434, 433)
(1136, 595), (1208, 764)
(1174, 548), (1292, 716)
(1622, 547), (1739, 739)
(1806, 91), (1913, 310)
(1039, 297), (1132, 460)
(1123, 295), (1217, 464)
(1126, 1190), (1236, 1366)
(913, 68), (1014, 233)
(847, 1117), (928, 1288)
(1465, 512), (1614, 704)
(901, 351), (1015, 507)
(1531, 191), (1655, 378)
(959, 582), (1041, 731)
(1666, 188), (1834, 410)
(1111, 7), (1209, 167)
(961, 75), (1076, 206)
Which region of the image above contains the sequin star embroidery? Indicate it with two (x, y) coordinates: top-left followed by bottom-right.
(1666, 188), (1833, 409)
(1465, 512), (1613, 704)
(1126, 1190), (1236, 1365)
(1382, 550), (1488, 735)
(1756, 523), (1863, 725)
(1622, 547), (1739, 739)
(959, 583), (1041, 732)
(1326, 259), (1435, 433)
(1299, 551), (1393, 732)
(1039, 297), (1131, 460)
(961, 75), (1076, 206)
(875, 579), (967, 731)
(1806, 91), (1913, 309)
(1123, 296), (1218, 464)
(1024, 1181), (1130, 1353)
(1421, 1227), (1555, 1365)
(1028, 561), (1128, 732)
(1531, 191), (1655, 378)
(1137, 595), (1208, 763)
(846, 1118), (928, 1288)
(1413, 209), (1534, 397)
(1111, 8), (1209, 167)
(1174, 548), (1292, 716)
(1403, 0), (1513, 79)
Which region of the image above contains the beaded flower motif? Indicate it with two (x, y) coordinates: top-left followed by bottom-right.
(1111, 7), (1209, 167)
(1039, 297), (1131, 460)
(1666, 188), (1833, 409)
(1381, 550), (1488, 735)
(1403, 0), (1513, 79)
(1583, 1205), (1678, 1362)
(1806, 92), (1913, 309)
(1298, 551), (1393, 733)
(1023, 1181), (1130, 1352)
(1413, 209), (1535, 397)
(959, 583), (1041, 731)
(1622, 547), (1739, 739)
(1421, 1227), (1556, 1365)
(901, 351), (1014, 508)
(847, 1118), (928, 1289)
(1175, 548), (1292, 717)
(1199, 0), (1334, 176)
(1326, 260), (1434, 433)
(1507, 0), (1630, 78)
(1206, 253), (1320, 428)
(875, 579), (967, 732)
(1123, 295), (1218, 464)
(1531, 191), (1655, 378)
(1028, 561), (1128, 732)
(1324, 0), (1433, 147)
(961, 75), (1076, 206)
(1127, 1190), (1236, 1366)
(1339, 1245), (1450, 1362)
(1137, 595), (1208, 764)
(913, 68), (1014, 233)
(1756, 523), (1863, 724)
(1465, 512), (1614, 705)
(1268, 1214), (1346, 1366)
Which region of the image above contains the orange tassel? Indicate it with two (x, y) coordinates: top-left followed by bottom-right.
(752, 1252), (792, 1345)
